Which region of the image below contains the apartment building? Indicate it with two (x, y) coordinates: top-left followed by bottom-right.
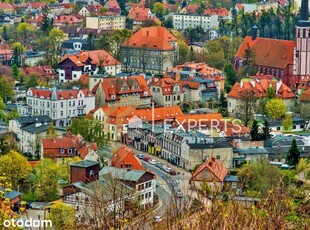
(26, 87), (95, 127)
(86, 15), (126, 30)
(173, 14), (219, 31)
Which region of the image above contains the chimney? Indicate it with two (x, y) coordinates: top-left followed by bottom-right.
(252, 25), (258, 41)
(146, 30), (149, 36)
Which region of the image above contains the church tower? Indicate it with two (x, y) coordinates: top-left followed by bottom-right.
(293, 0), (310, 79)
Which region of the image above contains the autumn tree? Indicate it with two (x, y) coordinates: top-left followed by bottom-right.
(293, 103), (310, 130)
(16, 22), (35, 48)
(286, 139), (300, 166)
(0, 76), (14, 102)
(238, 160), (283, 197)
(205, 40), (226, 69)
(67, 117), (108, 147)
(45, 28), (65, 67)
(33, 158), (62, 201)
(237, 90), (257, 126)
(282, 114), (293, 131)
(47, 123), (57, 138)
(153, 2), (166, 20)
(266, 98), (286, 119)
(0, 150), (32, 189)
(48, 203), (75, 230)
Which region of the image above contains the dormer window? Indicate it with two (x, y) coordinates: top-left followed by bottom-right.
(111, 94), (115, 100)
(144, 91), (148, 96)
(68, 149), (72, 154)
(60, 149), (64, 154)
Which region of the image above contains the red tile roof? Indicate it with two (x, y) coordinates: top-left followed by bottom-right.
(23, 65), (56, 79)
(134, 106), (184, 122)
(128, 7), (156, 21)
(235, 36), (295, 69)
(300, 88), (310, 101)
(111, 145), (144, 170)
(122, 26), (177, 51)
(28, 88), (94, 100)
(0, 2), (15, 10)
(184, 4), (200, 14)
(92, 75), (150, 102)
(174, 113), (223, 124)
(228, 78), (295, 99)
(61, 49), (120, 67)
(152, 78), (183, 95)
(105, 0), (121, 10)
(41, 132), (97, 159)
(53, 15), (83, 26)
(204, 8), (231, 17)
(190, 157), (228, 182)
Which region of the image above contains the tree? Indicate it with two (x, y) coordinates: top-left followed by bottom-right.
(242, 43), (257, 76)
(46, 28), (65, 67)
(205, 40), (226, 69)
(260, 120), (271, 140)
(141, 19), (159, 27)
(282, 114), (292, 131)
(250, 120), (260, 141)
(11, 64), (19, 80)
(223, 63), (236, 93)
(33, 158), (62, 201)
(238, 160), (283, 197)
(0, 150), (32, 189)
(286, 139), (300, 166)
(153, 2), (165, 20)
(67, 117), (108, 147)
(2, 26), (8, 41)
(237, 90), (257, 126)
(40, 14), (53, 33)
(296, 158), (309, 180)
(48, 203), (75, 230)
(47, 123), (57, 138)
(0, 76), (14, 103)
(16, 22), (35, 48)
(266, 85), (276, 99)
(25, 73), (40, 89)
(266, 99), (286, 119)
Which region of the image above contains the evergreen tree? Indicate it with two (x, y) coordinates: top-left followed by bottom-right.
(11, 47), (21, 67)
(266, 86), (276, 99)
(260, 120), (271, 140)
(250, 119), (260, 141)
(242, 43), (257, 76)
(41, 14), (53, 33)
(223, 63), (236, 93)
(2, 26), (8, 41)
(11, 64), (19, 80)
(287, 139), (300, 166)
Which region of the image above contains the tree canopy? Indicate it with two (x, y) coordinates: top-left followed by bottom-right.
(266, 99), (286, 120)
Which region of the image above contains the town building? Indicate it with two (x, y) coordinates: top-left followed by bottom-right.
(111, 145), (145, 170)
(227, 78), (295, 116)
(120, 26), (178, 74)
(41, 132), (98, 161)
(58, 49), (121, 82)
(23, 50), (45, 66)
(91, 75), (151, 108)
(127, 7), (158, 28)
(53, 15), (83, 28)
(0, 3), (16, 14)
(104, 0), (121, 14)
(78, 4), (103, 17)
(172, 14), (212, 31)
(190, 157), (228, 192)
(150, 78), (184, 107)
(8, 115), (64, 154)
(23, 65), (57, 84)
(61, 38), (92, 53)
(127, 123), (164, 156)
(26, 87), (95, 127)
(86, 15), (126, 30)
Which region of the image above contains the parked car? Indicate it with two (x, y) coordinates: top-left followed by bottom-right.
(136, 154), (144, 159)
(169, 170), (177, 175)
(163, 166), (172, 173)
(154, 216), (162, 222)
(149, 159), (157, 165)
(156, 162), (163, 168)
(143, 156), (151, 162)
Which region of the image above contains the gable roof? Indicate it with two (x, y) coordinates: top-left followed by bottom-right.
(91, 75), (150, 102)
(111, 145), (144, 170)
(152, 78), (183, 95)
(190, 157), (228, 182)
(235, 36), (295, 69)
(300, 87), (310, 101)
(134, 106), (184, 122)
(122, 26), (177, 51)
(227, 78), (295, 99)
(70, 159), (99, 168)
(28, 88), (94, 100)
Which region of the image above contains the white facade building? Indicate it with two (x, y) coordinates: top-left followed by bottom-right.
(26, 87), (95, 127)
(86, 16), (126, 30)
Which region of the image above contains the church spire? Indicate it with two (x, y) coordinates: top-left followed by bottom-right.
(300, 0), (309, 21)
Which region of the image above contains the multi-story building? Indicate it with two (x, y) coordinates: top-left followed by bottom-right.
(86, 15), (126, 30)
(173, 14), (220, 31)
(58, 49), (121, 82)
(127, 123), (164, 156)
(120, 26), (178, 74)
(26, 87), (95, 127)
(227, 78), (295, 116)
(150, 78), (184, 107)
(91, 75), (151, 108)
(8, 115), (64, 154)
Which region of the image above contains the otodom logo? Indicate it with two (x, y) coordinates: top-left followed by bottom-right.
(3, 218), (52, 228)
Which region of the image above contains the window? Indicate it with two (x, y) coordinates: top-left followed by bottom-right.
(68, 149), (72, 154)
(216, 155), (220, 160)
(204, 170), (208, 179)
(60, 149), (64, 154)
(61, 111), (64, 116)
(75, 196), (79, 201)
(61, 102), (64, 108)
(293, 125), (296, 129)
(277, 127), (281, 131)
(232, 182), (237, 189)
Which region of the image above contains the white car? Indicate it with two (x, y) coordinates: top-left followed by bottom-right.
(154, 216), (162, 222)
(163, 166), (172, 173)
(149, 159), (157, 165)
